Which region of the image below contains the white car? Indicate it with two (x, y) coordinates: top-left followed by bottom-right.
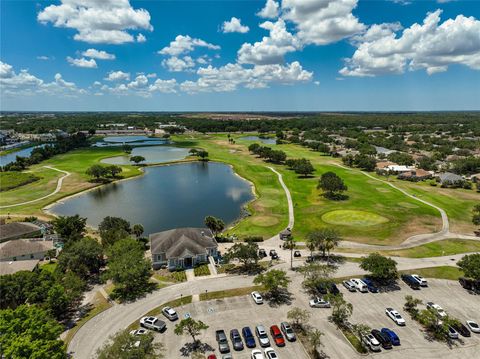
(362, 334), (381, 352)
(162, 306), (178, 321)
(411, 274), (428, 287)
(129, 328), (148, 336)
(350, 278), (368, 293)
(140, 316), (166, 332)
(309, 297), (331, 308)
(386, 308), (406, 326)
(342, 280), (357, 292)
(251, 291), (263, 304)
(426, 302), (447, 318)
(466, 320), (480, 333)
(251, 349), (265, 359)
(264, 347), (278, 359)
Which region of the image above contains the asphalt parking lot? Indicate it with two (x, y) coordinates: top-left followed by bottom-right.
(340, 278), (480, 358)
(153, 295), (310, 359)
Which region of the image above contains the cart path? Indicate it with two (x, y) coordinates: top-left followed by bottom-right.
(0, 166), (70, 208)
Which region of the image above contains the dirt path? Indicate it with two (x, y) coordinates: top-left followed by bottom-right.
(0, 166), (70, 208)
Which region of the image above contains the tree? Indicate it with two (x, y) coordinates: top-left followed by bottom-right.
(106, 165), (122, 178)
(96, 329), (163, 359)
(404, 295), (423, 319)
(52, 214), (87, 245)
(86, 164), (108, 180)
(46, 284), (70, 320)
(291, 158), (315, 177)
(284, 237), (296, 269)
(301, 263), (337, 295)
(248, 143), (261, 153)
(197, 150), (209, 161)
(58, 237), (104, 279)
(104, 238), (152, 301)
(0, 305), (66, 359)
(122, 144), (132, 154)
(132, 224), (144, 238)
(130, 155), (146, 165)
(351, 323), (371, 340)
(223, 242), (260, 271)
(307, 328), (324, 355)
(174, 318), (209, 345)
(253, 269), (290, 299)
(360, 253), (398, 283)
(472, 204), (480, 226)
(329, 294), (353, 328)
(457, 253), (480, 280)
(318, 172), (348, 200)
(287, 307), (311, 331)
(306, 228), (341, 259)
(204, 216), (225, 237)
(99, 216), (131, 247)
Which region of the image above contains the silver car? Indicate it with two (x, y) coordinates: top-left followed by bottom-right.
(343, 280), (357, 292)
(280, 321), (296, 341)
(162, 306), (178, 321)
(255, 325), (270, 347)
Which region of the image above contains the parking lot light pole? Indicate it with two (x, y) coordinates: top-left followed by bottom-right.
(205, 289), (208, 300)
(180, 293), (183, 307)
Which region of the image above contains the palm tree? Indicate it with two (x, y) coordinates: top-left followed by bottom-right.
(307, 328), (324, 353)
(324, 229), (341, 262)
(284, 237), (296, 270)
(132, 224), (144, 238)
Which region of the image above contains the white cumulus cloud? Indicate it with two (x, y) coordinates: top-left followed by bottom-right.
(257, 0), (280, 19)
(82, 48), (115, 60)
(162, 56), (196, 72)
(105, 70), (130, 81)
(340, 10), (480, 77)
(67, 57), (98, 68)
(37, 0), (153, 44)
(158, 35), (220, 56)
(222, 17), (250, 33)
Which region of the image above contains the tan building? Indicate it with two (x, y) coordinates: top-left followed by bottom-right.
(0, 239), (54, 262)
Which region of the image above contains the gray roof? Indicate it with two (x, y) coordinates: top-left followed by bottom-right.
(438, 172), (463, 183)
(0, 222), (41, 242)
(150, 228), (217, 258)
(0, 259), (39, 275)
(0, 239), (54, 260)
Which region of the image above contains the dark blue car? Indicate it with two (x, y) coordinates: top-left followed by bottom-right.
(242, 326), (256, 348)
(381, 328), (400, 346)
(362, 277), (379, 293)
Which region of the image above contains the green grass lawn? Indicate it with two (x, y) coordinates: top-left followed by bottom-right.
(400, 266), (463, 281)
(199, 285), (263, 301)
(0, 171), (40, 191)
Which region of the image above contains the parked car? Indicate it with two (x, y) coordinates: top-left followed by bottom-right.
(362, 334), (381, 352)
(269, 249), (277, 256)
(230, 329), (244, 351)
(342, 280), (357, 292)
(362, 277), (379, 293)
(328, 283), (340, 295)
(452, 322), (471, 337)
(207, 355), (217, 359)
(371, 329), (392, 349)
(161, 306), (178, 321)
(264, 347), (278, 359)
(270, 253), (279, 260)
(251, 291), (263, 304)
(426, 302), (447, 318)
(293, 250), (301, 257)
(221, 355), (232, 359)
(251, 349), (264, 359)
(130, 328), (148, 336)
(255, 325), (270, 347)
(385, 308), (406, 326)
(216, 330), (230, 353)
(258, 249), (267, 258)
(350, 278), (368, 293)
(381, 328), (400, 346)
(448, 326), (459, 339)
(280, 321), (296, 341)
(242, 326), (256, 348)
(315, 282), (328, 295)
(466, 320), (480, 334)
(309, 297), (331, 308)
(269, 325), (285, 347)
(139, 316), (166, 332)
(401, 274), (420, 289)
(411, 274), (428, 287)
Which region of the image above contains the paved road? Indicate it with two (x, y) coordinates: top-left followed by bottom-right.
(0, 166), (70, 208)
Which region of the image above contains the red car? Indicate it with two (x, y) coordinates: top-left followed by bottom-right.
(207, 355), (217, 359)
(270, 325), (285, 347)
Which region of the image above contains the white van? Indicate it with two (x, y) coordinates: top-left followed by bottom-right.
(350, 278), (368, 293)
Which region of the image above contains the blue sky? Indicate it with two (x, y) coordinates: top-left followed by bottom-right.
(1, 0), (479, 111)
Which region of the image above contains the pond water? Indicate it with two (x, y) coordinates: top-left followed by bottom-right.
(93, 136), (169, 147)
(240, 136), (277, 145)
(0, 145), (45, 166)
(101, 146), (190, 165)
(49, 162), (254, 235)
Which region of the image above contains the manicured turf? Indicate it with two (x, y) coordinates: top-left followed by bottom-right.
(0, 171), (40, 191)
(400, 266), (463, 281)
(322, 210), (389, 226)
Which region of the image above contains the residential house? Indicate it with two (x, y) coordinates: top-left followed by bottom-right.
(0, 239), (54, 262)
(398, 169), (432, 182)
(150, 228), (218, 270)
(0, 259), (39, 275)
(437, 172), (464, 186)
(0, 222), (42, 243)
(384, 165), (414, 173)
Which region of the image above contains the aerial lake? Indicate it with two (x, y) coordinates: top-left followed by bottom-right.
(49, 162), (254, 235)
(240, 136), (277, 145)
(0, 144), (45, 166)
(101, 146), (190, 165)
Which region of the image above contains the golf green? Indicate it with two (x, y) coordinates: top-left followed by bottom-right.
(322, 210), (389, 226)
